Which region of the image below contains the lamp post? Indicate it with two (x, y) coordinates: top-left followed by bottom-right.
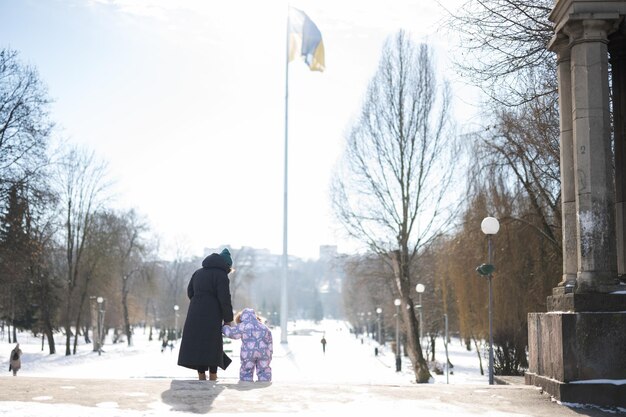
(394, 298), (401, 372)
(90, 296), (98, 353)
(415, 283), (425, 347)
(444, 313), (449, 384)
(360, 312), (365, 336)
(376, 307), (382, 345)
(96, 296), (105, 356)
(174, 305), (180, 340)
(367, 311), (372, 338)
(479, 216), (499, 385)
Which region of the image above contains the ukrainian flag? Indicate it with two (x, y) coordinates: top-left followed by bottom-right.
(288, 7), (325, 72)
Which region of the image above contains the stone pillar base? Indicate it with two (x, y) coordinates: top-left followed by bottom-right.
(526, 304), (626, 408)
(525, 372), (626, 407)
(548, 290), (626, 310)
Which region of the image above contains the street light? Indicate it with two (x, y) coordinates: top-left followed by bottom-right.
(478, 216), (499, 385)
(415, 283), (425, 348)
(444, 313), (449, 384)
(376, 307), (383, 345)
(367, 311), (372, 337)
(394, 298), (401, 372)
(174, 305), (180, 340)
(96, 297), (105, 356)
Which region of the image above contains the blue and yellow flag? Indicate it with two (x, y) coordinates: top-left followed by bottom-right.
(288, 7), (325, 72)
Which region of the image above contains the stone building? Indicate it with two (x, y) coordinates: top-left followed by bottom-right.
(525, 0), (626, 407)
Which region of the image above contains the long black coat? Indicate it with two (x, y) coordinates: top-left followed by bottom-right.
(177, 254), (234, 371)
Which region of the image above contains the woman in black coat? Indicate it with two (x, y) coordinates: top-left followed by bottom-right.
(177, 249), (234, 380)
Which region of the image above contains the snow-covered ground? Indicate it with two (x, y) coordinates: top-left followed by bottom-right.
(0, 320), (522, 417)
(0, 320), (486, 385)
(3, 320), (625, 416)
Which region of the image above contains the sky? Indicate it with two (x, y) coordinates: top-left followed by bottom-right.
(0, 0), (480, 260)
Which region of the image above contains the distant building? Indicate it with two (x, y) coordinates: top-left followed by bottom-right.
(319, 245), (338, 261)
(203, 244), (346, 319)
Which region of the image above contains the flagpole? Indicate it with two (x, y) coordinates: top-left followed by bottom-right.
(280, 5), (290, 344)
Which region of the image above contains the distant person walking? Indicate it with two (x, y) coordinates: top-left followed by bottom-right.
(9, 344), (22, 376)
(321, 335), (327, 354)
(223, 308), (273, 382)
(178, 249), (234, 381)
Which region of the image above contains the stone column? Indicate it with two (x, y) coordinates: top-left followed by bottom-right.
(609, 24), (626, 279)
(526, 3), (626, 408)
(550, 35), (577, 289)
(566, 19), (618, 291)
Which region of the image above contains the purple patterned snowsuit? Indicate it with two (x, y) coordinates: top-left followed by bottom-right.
(222, 308), (273, 381)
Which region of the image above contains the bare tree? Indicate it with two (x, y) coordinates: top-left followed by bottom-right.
(229, 247), (256, 309)
(135, 234), (165, 342)
(109, 209), (148, 346)
(331, 31), (458, 383)
(161, 242), (196, 330)
(0, 48), (53, 203)
(342, 253), (395, 334)
(23, 184), (61, 355)
(476, 92), (561, 247)
(0, 49), (55, 340)
(69, 211), (114, 353)
(446, 0), (561, 237)
(54, 146), (110, 355)
(446, 0), (561, 258)
(445, 0), (555, 105)
(414, 239), (451, 364)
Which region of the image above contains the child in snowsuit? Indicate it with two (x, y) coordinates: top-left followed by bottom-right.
(9, 344), (22, 376)
(222, 308), (273, 382)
